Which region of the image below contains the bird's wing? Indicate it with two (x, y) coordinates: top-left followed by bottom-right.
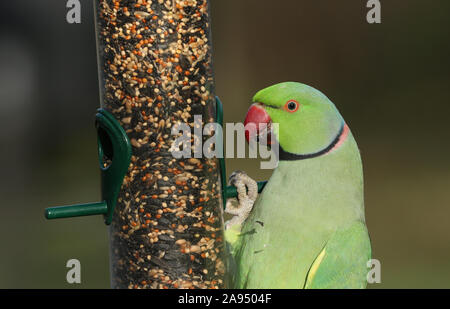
(304, 221), (371, 289)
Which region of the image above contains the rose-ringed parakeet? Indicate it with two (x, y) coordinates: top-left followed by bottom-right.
(224, 82), (371, 289)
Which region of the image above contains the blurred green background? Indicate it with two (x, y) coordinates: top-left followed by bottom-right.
(0, 0), (449, 288)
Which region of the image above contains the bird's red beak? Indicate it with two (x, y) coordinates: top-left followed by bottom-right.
(244, 103), (272, 145)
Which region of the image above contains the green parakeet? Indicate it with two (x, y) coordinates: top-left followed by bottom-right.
(225, 82), (371, 289)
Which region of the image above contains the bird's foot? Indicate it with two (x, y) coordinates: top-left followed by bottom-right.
(225, 171), (258, 230)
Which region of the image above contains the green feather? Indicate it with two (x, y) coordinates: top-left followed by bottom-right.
(226, 82), (371, 289)
(253, 82), (343, 155)
(304, 221), (371, 289)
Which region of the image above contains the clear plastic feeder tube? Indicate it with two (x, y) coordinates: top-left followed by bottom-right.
(94, 0), (227, 289)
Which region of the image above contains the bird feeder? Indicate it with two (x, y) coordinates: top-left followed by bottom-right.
(46, 0), (228, 289)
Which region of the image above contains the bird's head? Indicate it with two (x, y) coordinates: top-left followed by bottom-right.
(244, 82), (348, 157)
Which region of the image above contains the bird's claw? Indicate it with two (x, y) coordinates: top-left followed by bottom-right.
(225, 171), (258, 229)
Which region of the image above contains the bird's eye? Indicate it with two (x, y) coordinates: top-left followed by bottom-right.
(285, 100), (299, 113)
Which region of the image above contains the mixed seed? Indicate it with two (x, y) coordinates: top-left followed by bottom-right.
(95, 0), (226, 289)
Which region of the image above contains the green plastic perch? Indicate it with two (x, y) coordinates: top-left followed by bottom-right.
(45, 201), (108, 219)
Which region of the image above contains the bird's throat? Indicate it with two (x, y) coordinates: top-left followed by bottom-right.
(279, 123), (349, 161)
